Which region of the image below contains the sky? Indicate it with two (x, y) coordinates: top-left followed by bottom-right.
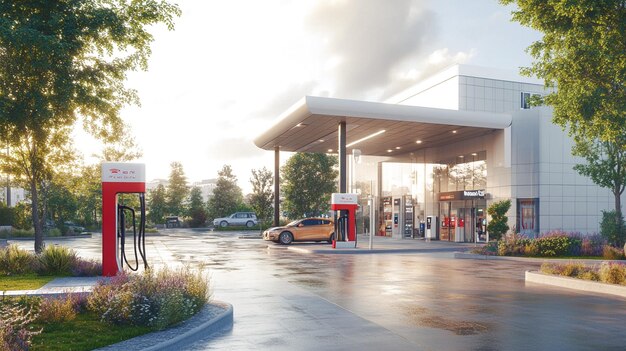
(76, 0), (541, 194)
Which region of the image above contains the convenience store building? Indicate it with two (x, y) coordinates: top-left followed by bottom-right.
(254, 65), (616, 242)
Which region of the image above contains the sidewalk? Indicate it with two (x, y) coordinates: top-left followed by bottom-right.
(1, 276), (100, 297)
(279, 234), (479, 254)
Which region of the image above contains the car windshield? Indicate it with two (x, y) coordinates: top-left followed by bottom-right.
(286, 220), (301, 227)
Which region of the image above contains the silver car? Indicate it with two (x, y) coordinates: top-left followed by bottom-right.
(213, 212), (258, 228)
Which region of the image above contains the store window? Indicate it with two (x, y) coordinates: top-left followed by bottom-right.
(521, 92), (531, 109)
(517, 198), (539, 237)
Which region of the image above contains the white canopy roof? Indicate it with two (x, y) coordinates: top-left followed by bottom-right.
(254, 96), (511, 156)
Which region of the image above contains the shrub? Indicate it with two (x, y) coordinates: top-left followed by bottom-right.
(579, 270), (600, 281)
(46, 228), (62, 237)
(37, 245), (77, 276)
(70, 258), (102, 277)
(600, 210), (626, 247)
(602, 245), (624, 260)
(487, 200), (511, 241)
(534, 234), (578, 257)
(541, 262), (600, 281)
(87, 274), (132, 322)
(598, 262), (626, 284)
(470, 242), (497, 255)
(581, 234), (606, 256)
(10, 229), (35, 238)
(87, 267), (210, 329)
(0, 207), (15, 226)
(36, 295), (80, 323)
(0, 244), (37, 275)
(0, 301), (41, 350)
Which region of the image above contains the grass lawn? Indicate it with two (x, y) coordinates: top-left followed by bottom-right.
(31, 312), (154, 351)
(0, 274), (56, 291)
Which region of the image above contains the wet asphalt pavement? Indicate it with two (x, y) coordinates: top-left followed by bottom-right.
(14, 229), (626, 350)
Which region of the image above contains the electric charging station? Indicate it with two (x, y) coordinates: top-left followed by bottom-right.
(426, 215), (438, 240)
(101, 163), (148, 277)
(331, 193), (358, 249)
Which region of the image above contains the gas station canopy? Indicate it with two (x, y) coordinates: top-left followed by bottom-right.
(254, 96), (512, 156)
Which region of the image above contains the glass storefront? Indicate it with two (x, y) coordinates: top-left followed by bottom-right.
(352, 151), (488, 242)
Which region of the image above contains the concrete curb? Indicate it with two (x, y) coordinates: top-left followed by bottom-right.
(454, 252), (622, 265)
(288, 246), (464, 255)
(525, 271), (626, 299)
(144, 301), (233, 351)
(95, 301), (233, 351)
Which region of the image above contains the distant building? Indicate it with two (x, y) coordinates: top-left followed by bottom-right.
(146, 179), (169, 191)
(1, 187), (27, 207)
(192, 179), (217, 202)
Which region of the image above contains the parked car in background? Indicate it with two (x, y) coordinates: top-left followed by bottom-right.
(263, 218), (334, 245)
(63, 221), (86, 233)
(165, 216), (182, 228)
(213, 212), (258, 228)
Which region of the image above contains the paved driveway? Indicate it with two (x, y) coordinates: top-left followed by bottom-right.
(15, 230), (626, 350)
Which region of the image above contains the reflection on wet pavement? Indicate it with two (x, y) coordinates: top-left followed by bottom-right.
(12, 230), (626, 350)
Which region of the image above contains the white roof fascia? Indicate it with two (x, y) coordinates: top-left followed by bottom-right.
(254, 95), (511, 149)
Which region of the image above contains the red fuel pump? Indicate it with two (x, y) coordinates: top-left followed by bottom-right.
(331, 193), (358, 249)
(101, 163), (148, 276)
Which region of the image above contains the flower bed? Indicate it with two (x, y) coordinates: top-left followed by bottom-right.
(540, 261), (626, 285)
(471, 231), (623, 259)
(1, 266), (210, 350)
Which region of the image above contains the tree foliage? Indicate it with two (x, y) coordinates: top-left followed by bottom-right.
(165, 162), (189, 216)
(208, 165), (243, 220)
(502, 0), (626, 233)
(0, 0), (180, 252)
(281, 153), (338, 219)
(487, 199), (511, 241)
(501, 0), (626, 140)
(187, 187), (207, 228)
(249, 167), (274, 226)
(147, 184), (167, 225)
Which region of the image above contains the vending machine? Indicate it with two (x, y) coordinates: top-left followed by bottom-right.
(381, 196), (392, 236)
(403, 195), (414, 238)
(392, 198), (401, 238)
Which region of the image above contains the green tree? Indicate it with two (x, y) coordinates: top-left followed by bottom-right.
(75, 164), (102, 228)
(249, 167), (274, 227)
(187, 187), (207, 228)
(573, 137), (626, 244)
(165, 162), (189, 216)
(208, 165), (243, 220)
(487, 199), (511, 241)
(46, 181), (78, 228)
(148, 184), (167, 225)
(501, 0), (626, 236)
(281, 153), (338, 219)
(0, 0), (180, 252)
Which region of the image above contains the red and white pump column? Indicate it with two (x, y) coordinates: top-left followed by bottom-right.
(331, 193), (358, 249)
(101, 163), (145, 277)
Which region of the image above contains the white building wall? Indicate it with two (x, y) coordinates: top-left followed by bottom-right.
(382, 64), (621, 237)
(398, 76), (460, 110)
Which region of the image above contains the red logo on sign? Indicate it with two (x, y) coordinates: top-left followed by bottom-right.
(109, 169), (121, 174)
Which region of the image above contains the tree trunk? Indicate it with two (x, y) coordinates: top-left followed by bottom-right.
(30, 179), (44, 253)
(615, 185), (624, 246)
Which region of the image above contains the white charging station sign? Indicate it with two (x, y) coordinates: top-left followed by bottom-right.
(101, 163), (146, 183)
(331, 193), (358, 205)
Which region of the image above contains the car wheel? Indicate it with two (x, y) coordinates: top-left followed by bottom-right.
(220, 221), (228, 228)
(328, 233), (335, 244)
(246, 221), (254, 228)
(279, 231), (293, 245)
